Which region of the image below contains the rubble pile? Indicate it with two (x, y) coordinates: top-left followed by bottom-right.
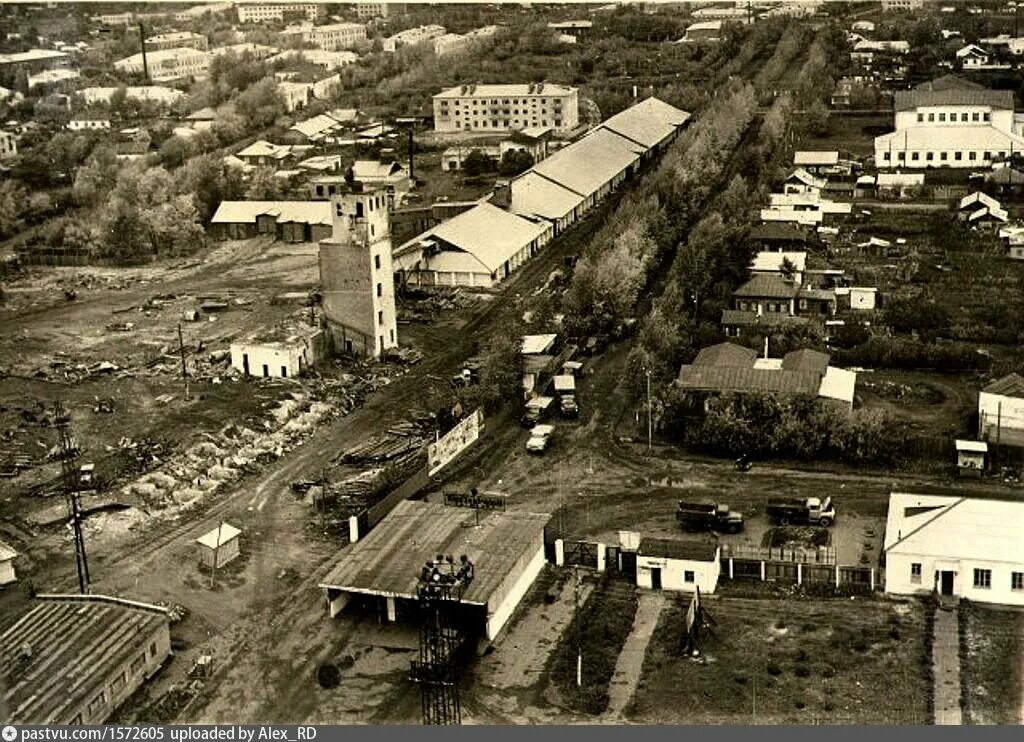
(397, 287), (479, 323)
(340, 420), (430, 468)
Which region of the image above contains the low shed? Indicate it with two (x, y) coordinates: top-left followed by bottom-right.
(1, 594), (171, 723)
(955, 439), (987, 478)
(0, 539), (16, 585)
(635, 537), (721, 594)
(320, 500), (549, 640)
(196, 522), (241, 568)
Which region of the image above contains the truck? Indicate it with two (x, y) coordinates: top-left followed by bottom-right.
(553, 374), (578, 418)
(766, 496), (835, 527)
(521, 396), (554, 427)
(676, 501), (744, 534)
(526, 424), (554, 454)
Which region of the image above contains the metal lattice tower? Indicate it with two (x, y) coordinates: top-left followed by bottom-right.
(410, 555), (474, 725)
(55, 401), (89, 593)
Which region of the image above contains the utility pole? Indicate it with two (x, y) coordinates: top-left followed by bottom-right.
(210, 520), (223, 589)
(645, 367), (653, 453)
(178, 322), (188, 379)
(56, 401), (89, 594)
(574, 566), (582, 687)
(138, 23), (149, 83)
(320, 467), (328, 531)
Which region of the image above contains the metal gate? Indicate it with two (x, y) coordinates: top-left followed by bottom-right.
(563, 539), (599, 569)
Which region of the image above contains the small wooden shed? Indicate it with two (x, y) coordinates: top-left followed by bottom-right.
(195, 523), (241, 569)
(955, 439), (987, 478)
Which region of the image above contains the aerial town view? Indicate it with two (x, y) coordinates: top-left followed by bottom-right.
(1, 0), (1024, 728)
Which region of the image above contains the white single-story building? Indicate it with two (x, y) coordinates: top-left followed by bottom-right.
(230, 326), (322, 379)
(978, 372), (1024, 447)
(884, 492), (1024, 605)
(955, 439), (988, 477)
(0, 540), (17, 585)
(196, 523), (241, 568)
(848, 286), (879, 310)
(635, 536), (721, 594)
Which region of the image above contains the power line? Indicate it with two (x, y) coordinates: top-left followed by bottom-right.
(55, 401), (89, 593)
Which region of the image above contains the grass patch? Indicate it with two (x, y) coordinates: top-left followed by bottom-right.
(627, 596), (931, 724)
(547, 575), (638, 716)
(960, 601), (1023, 725)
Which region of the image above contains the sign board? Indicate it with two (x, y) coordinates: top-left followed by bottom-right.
(685, 587), (701, 634)
(428, 409), (483, 476)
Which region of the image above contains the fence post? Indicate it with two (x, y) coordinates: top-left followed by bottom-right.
(797, 562), (802, 585)
(597, 542), (607, 573)
(870, 568), (875, 591)
(348, 515), (360, 543)
(555, 539), (565, 566)
(729, 557), (734, 579)
(835, 563), (840, 588)
(760, 560), (766, 582)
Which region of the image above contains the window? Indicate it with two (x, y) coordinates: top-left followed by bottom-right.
(390, 329), (395, 343)
(376, 283), (382, 297)
(972, 112), (980, 122)
(911, 152), (919, 161)
(969, 151), (976, 161)
(88, 691), (107, 715)
(917, 113), (923, 122)
(883, 151), (890, 161)
(954, 151), (962, 161)
(973, 568), (992, 589)
(939, 113), (946, 122)
(684, 570), (695, 583)
(897, 151), (905, 160)
(911, 563), (922, 584)
(377, 310), (383, 325)
(984, 151), (991, 160)
(928, 112), (935, 122)
(926, 152), (934, 161)
(1013, 572), (1024, 591)
(984, 112), (991, 121)
(131, 655), (145, 674)
(941, 152), (948, 161)
(113, 671), (127, 691)
(962, 113), (970, 122)
(374, 254), (381, 270)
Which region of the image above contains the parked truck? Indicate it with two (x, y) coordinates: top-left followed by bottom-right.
(766, 496), (835, 527)
(676, 501), (744, 534)
(553, 374), (578, 418)
(521, 396), (554, 427)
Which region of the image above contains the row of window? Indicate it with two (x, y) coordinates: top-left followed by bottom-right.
(915, 110), (991, 123)
(882, 150), (1008, 162)
(452, 119), (559, 129)
(910, 563), (1024, 590)
(71, 641), (160, 724)
(441, 98), (567, 106)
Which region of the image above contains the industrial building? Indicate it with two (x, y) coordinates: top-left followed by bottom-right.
(884, 492), (1024, 605)
(114, 47), (211, 82)
(209, 201), (333, 242)
(433, 83), (579, 133)
(320, 500), (550, 640)
(319, 190), (398, 359)
(1, 594), (171, 724)
(145, 31), (209, 52)
(393, 202), (552, 288)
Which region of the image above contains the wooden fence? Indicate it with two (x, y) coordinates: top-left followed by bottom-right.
(722, 543), (836, 565)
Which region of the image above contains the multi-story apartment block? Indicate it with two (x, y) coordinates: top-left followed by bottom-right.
(875, 76), (1024, 169)
(319, 190), (398, 359)
(236, 3), (321, 23)
(355, 2), (405, 18)
(433, 83), (579, 133)
(145, 31), (209, 52)
(432, 25), (498, 57)
(307, 22), (366, 50)
(115, 48), (210, 82)
(382, 24), (445, 52)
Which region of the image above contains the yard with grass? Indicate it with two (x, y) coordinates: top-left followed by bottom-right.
(626, 595), (932, 724)
(960, 601), (1023, 725)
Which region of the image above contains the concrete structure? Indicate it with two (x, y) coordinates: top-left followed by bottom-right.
(231, 325), (323, 378)
(394, 202), (552, 288)
(677, 343), (857, 410)
(0, 130), (17, 160)
(978, 373), (1024, 447)
(145, 31), (208, 52)
(115, 48), (211, 82)
(876, 76), (1024, 169)
(1, 594), (171, 723)
(0, 540), (16, 584)
(209, 201), (333, 241)
(278, 80), (311, 112)
(432, 26), (499, 57)
(236, 3), (321, 23)
(884, 492), (1024, 604)
(195, 523), (242, 567)
(319, 190), (398, 359)
(635, 537), (721, 594)
(433, 83), (579, 133)
(320, 500), (549, 640)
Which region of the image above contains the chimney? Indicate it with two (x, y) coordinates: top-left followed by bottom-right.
(491, 180), (511, 208)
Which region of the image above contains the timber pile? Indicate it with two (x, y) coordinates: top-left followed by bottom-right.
(339, 421), (430, 466)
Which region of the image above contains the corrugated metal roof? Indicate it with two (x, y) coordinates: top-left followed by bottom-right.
(677, 364), (823, 395)
(893, 87), (1014, 111)
(884, 492), (1024, 564)
(210, 201), (332, 226)
(509, 171), (584, 220)
(597, 97), (690, 149)
(638, 537), (718, 562)
(2, 595), (169, 724)
(720, 309), (809, 327)
(982, 372), (1024, 398)
(531, 127), (644, 198)
(319, 500), (549, 605)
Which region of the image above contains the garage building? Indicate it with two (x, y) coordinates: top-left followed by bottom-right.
(320, 500), (549, 640)
(1, 594), (171, 723)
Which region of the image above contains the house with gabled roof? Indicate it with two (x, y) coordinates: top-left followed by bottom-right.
(958, 191), (1008, 226)
(978, 372), (1024, 448)
(884, 492), (1024, 604)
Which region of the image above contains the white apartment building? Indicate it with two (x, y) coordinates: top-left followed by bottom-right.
(382, 24), (445, 52)
(145, 31), (208, 52)
(236, 3), (320, 23)
(875, 76), (1024, 168)
(115, 48), (211, 82)
(433, 83), (579, 133)
(307, 22), (366, 50)
(432, 25), (499, 56)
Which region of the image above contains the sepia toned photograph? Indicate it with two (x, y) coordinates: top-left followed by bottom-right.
(0, 0), (1022, 728)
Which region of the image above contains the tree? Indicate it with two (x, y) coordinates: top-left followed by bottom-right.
(72, 145), (119, 207)
(233, 77), (286, 130)
(246, 167), (285, 200)
(805, 98), (831, 137)
(0, 180), (28, 238)
(498, 148), (533, 176)
(462, 148), (497, 177)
